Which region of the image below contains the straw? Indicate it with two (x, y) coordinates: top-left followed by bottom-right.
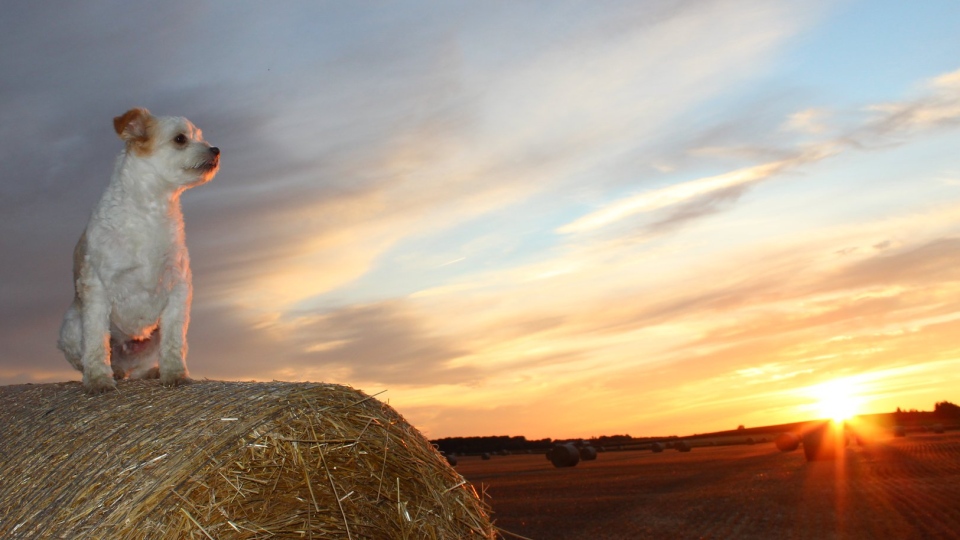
(0, 380), (495, 539)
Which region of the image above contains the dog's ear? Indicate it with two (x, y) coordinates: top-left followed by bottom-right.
(113, 108), (152, 142)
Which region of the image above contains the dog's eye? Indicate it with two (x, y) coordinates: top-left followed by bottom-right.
(174, 134), (188, 145)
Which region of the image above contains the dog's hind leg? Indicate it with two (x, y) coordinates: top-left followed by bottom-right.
(57, 301), (84, 372)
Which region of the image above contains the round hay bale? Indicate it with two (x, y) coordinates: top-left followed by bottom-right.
(932, 423), (945, 434)
(802, 422), (844, 461)
(651, 442), (664, 453)
(746, 437), (755, 445)
(0, 380), (494, 539)
(775, 432), (801, 452)
(579, 445), (598, 461)
(675, 440), (692, 452)
(481, 452), (492, 460)
(545, 448), (554, 461)
(549, 443), (580, 468)
(446, 454), (458, 467)
(893, 425), (907, 437)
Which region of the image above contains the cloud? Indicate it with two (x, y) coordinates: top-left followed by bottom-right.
(557, 66), (960, 241)
(854, 67), (960, 143)
(557, 157), (801, 235)
(188, 298), (480, 388)
(782, 108), (830, 134)
(276, 300), (479, 386)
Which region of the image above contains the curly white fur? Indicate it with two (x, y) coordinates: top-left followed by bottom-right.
(58, 108), (220, 393)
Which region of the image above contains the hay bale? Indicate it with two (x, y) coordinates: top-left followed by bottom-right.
(549, 443), (580, 468)
(775, 432), (800, 452)
(579, 445), (598, 461)
(650, 442), (664, 453)
(0, 380), (494, 539)
(893, 425), (907, 437)
(802, 421), (846, 461)
(674, 440), (692, 452)
(932, 423), (945, 434)
(481, 452), (491, 460)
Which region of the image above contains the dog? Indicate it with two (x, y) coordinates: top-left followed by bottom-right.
(58, 108), (220, 393)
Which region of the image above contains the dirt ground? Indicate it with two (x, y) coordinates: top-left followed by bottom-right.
(456, 432), (960, 540)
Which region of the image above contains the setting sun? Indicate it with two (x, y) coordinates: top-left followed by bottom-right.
(811, 378), (864, 422)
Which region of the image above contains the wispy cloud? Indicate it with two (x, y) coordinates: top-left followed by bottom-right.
(558, 67), (960, 241)
(557, 150), (826, 235)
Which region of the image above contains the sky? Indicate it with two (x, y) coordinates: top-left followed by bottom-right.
(2, 1), (960, 440)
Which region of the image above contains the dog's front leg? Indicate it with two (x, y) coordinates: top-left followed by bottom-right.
(79, 280), (117, 393)
(158, 281), (192, 386)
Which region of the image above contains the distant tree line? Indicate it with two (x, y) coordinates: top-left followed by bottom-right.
(434, 402), (958, 454)
(432, 434), (644, 455)
(934, 401), (960, 418)
(891, 400), (959, 426)
(432, 435), (553, 455)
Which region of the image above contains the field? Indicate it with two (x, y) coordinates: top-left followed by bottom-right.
(456, 432), (960, 539)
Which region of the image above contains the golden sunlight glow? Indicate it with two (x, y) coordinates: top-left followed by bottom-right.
(811, 378), (864, 422)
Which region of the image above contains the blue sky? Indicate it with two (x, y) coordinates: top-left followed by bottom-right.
(1, 1), (959, 439)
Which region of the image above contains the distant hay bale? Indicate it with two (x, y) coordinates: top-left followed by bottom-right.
(651, 442), (664, 453)
(802, 422), (846, 462)
(746, 437), (755, 445)
(894, 425), (907, 437)
(775, 433), (800, 452)
(446, 454), (458, 467)
(932, 423), (945, 434)
(549, 443), (580, 468)
(579, 445), (598, 461)
(481, 452), (492, 460)
(0, 380), (494, 539)
(675, 440), (692, 452)
(545, 448), (554, 461)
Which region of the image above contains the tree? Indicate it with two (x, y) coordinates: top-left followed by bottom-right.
(934, 401), (960, 419)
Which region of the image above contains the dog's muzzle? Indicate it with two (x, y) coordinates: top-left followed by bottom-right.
(194, 147), (220, 171)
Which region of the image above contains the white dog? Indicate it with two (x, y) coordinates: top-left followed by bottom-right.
(58, 108), (220, 393)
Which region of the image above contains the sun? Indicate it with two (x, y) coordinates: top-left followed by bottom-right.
(811, 378), (863, 422)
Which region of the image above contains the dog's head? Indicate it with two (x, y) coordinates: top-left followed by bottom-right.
(113, 108), (220, 189)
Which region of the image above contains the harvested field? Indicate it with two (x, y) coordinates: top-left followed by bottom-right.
(458, 432), (960, 539)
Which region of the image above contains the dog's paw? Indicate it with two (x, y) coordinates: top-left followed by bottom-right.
(83, 375), (118, 394)
(160, 372), (193, 387)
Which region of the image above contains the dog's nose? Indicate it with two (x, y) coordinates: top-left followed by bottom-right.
(210, 147), (220, 156)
